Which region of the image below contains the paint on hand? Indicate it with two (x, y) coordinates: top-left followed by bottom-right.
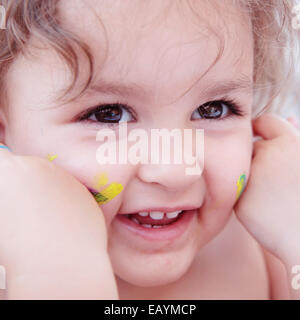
(236, 173), (246, 200)
(47, 154), (57, 161)
(90, 172), (123, 205)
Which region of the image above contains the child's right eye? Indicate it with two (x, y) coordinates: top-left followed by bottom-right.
(79, 103), (136, 124)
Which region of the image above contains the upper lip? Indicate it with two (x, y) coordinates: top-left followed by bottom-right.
(118, 205), (199, 215)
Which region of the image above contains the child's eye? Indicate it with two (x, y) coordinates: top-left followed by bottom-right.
(191, 100), (244, 120)
(78, 99), (244, 125)
(79, 103), (135, 124)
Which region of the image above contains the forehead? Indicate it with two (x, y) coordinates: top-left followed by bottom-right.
(16, 0), (254, 108)
(69, 0), (251, 103)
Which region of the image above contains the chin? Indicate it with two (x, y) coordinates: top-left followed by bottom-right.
(110, 247), (197, 288)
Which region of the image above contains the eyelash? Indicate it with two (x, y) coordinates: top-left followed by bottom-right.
(78, 98), (245, 125)
(78, 101), (137, 127)
(198, 98), (246, 121)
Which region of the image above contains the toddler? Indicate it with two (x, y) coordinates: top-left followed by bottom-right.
(0, 0), (300, 299)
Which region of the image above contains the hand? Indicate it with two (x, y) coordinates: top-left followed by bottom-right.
(0, 145), (117, 299)
(234, 114), (300, 261)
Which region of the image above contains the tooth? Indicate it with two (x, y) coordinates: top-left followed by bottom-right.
(132, 218), (140, 224)
(142, 224), (152, 228)
(153, 225), (162, 228)
(138, 212), (149, 217)
(166, 210), (182, 219)
(149, 211), (164, 220)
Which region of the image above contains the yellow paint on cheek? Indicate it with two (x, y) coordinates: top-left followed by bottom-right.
(96, 183), (124, 204)
(47, 154), (57, 161)
(91, 172), (123, 204)
(236, 174), (246, 200)
(93, 172), (109, 190)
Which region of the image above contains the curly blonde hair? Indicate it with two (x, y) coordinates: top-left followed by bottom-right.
(0, 0), (299, 117)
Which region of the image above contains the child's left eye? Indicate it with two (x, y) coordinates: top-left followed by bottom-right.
(191, 100), (244, 120)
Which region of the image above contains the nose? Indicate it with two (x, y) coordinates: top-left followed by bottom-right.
(137, 160), (203, 192)
(136, 126), (204, 191)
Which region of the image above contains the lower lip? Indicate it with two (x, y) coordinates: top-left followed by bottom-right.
(115, 209), (197, 242)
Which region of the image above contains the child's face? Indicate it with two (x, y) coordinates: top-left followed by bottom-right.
(2, 0), (254, 286)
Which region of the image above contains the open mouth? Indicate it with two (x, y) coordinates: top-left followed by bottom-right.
(123, 210), (184, 229)
(115, 208), (197, 242)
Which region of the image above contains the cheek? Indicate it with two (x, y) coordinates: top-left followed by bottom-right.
(47, 148), (135, 226)
(200, 131), (252, 234)
(96, 164), (135, 226)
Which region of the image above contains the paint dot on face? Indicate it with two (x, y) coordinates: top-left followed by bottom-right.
(236, 173), (246, 200)
(93, 172), (109, 190)
(47, 154), (57, 161)
(91, 172), (123, 204)
(98, 183), (124, 204)
(93, 192), (109, 203)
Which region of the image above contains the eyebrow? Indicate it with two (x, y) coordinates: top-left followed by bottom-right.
(201, 75), (253, 97)
(87, 81), (148, 99)
(86, 75), (253, 100)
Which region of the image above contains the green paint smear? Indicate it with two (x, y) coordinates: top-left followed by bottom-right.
(236, 173), (247, 199)
(93, 192), (109, 203)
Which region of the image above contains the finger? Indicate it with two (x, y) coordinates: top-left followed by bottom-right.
(252, 114), (297, 140)
(252, 138), (265, 158)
